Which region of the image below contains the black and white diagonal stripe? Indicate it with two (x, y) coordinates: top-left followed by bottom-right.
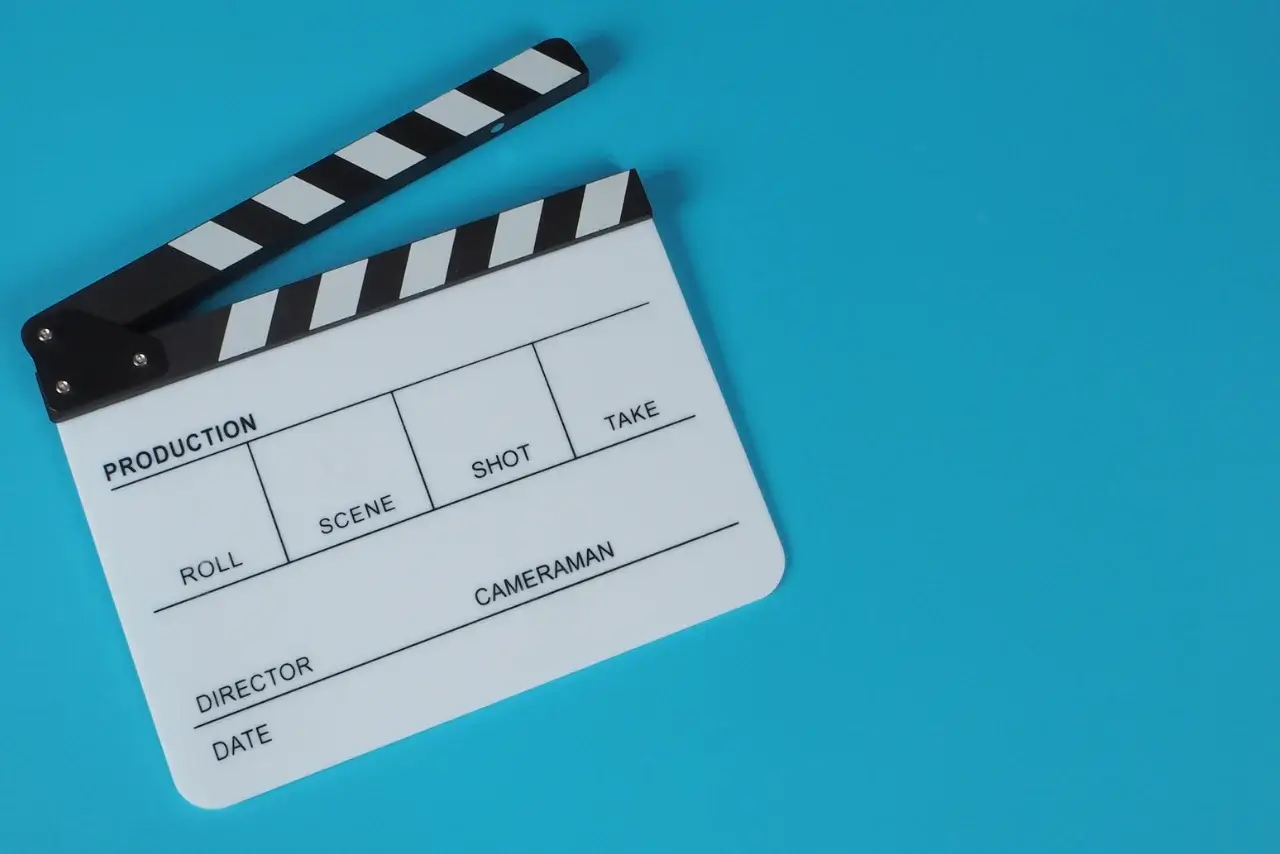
(63, 39), (586, 326)
(168, 41), (584, 271)
(155, 170), (652, 374)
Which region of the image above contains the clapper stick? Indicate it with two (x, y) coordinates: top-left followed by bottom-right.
(21, 38), (588, 422)
(149, 169), (653, 401)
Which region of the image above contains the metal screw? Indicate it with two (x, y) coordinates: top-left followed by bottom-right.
(132, 352), (148, 367)
(36, 328), (52, 342)
(54, 380), (71, 394)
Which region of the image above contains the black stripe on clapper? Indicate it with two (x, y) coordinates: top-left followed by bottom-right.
(265, 275), (321, 345)
(533, 184), (586, 253)
(296, 155), (383, 202)
(446, 215), (500, 281)
(214, 199), (304, 248)
(357, 245), (411, 313)
(378, 112), (463, 159)
(456, 71), (540, 115)
(620, 171), (653, 223)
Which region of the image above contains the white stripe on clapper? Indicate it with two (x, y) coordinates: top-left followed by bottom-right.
(416, 90), (503, 136)
(489, 200), (544, 267)
(576, 173), (630, 238)
(169, 221), (260, 270)
(253, 176), (343, 224)
(219, 290), (279, 361)
(310, 260), (368, 329)
(336, 132), (425, 180)
(400, 230), (456, 298)
(493, 49), (579, 94)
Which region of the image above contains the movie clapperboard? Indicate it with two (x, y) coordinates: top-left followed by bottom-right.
(21, 38), (784, 808)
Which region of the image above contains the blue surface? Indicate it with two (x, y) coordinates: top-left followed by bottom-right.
(1, 1), (1277, 851)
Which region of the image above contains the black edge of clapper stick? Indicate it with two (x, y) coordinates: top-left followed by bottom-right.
(19, 38), (590, 423)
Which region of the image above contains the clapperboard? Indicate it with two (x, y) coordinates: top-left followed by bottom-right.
(21, 38), (783, 808)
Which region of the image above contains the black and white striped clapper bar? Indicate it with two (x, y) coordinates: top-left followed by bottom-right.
(22, 37), (783, 808)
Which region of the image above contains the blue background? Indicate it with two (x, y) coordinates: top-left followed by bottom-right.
(1, 1), (1277, 851)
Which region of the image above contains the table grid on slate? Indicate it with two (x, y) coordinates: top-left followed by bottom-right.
(119, 301), (699, 615)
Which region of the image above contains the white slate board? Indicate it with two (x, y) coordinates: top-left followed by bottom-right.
(57, 216), (784, 807)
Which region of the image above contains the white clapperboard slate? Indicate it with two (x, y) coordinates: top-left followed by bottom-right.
(21, 38), (783, 808)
